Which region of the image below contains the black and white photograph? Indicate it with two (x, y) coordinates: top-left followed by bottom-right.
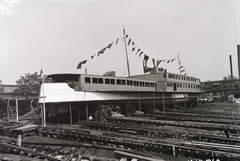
(0, 0), (240, 160)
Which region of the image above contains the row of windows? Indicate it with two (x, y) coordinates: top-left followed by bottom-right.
(168, 74), (197, 82)
(84, 77), (157, 87)
(203, 84), (239, 89)
(202, 80), (240, 86)
(167, 82), (200, 89)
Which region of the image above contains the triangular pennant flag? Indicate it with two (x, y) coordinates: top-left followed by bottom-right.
(106, 42), (113, 49)
(132, 42), (135, 46)
(77, 60), (87, 69)
(132, 45), (137, 51)
(126, 34), (128, 38)
(135, 49), (140, 54)
(39, 69), (43, 77)
(139, 51), (143, 57)
(156, 60), (162, 66)
(143, 54), (150, 73)
(179, 65), (183, 69)
(171, 58), (176, 62)
(127, 39), (132, 46)
(167, 59), (171, 63)
(91, 54), (96, 59)
(97, 47), (106, 56)
(116, 38), (119, 45)
(143, 54), (149, 61)
(181, 69), (185, 73)
(152, 59), (155, 66)
(184, 73), (187, 76)
(162, 60), (166, 63)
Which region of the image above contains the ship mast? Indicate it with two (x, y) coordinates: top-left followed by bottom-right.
(123, 25), (131, 77)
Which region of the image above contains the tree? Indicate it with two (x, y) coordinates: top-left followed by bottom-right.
(14, 72), (42, 96)
(0, 86), (4, 93)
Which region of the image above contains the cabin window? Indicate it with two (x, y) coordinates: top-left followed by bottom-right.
(234, 84), (239, 87)
(85, 77), (91, 83)
(168, 74), (175, 79)
(140, 82), (144, 87)
(177, 83), (179, 87)
(92, 77), (103, 84)
(127, 80), (133, 86)
(180, 84), (182, 88)
(117, 79), (121, 85)
(105, 78), (110, 84)
(151, 83), (156, 87)
(98, 78), (103, 84)
(92, 78), (98, 83)
(167, 83), (173, 87)
(146, 82), (150, 87)
(117, 79), (126, 85)
(110, 79), (115, 84)
(134, 81), (139, 86)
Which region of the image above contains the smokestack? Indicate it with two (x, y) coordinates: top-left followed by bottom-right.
(238, 45), (240, 79)
(229, 55), (233, 80)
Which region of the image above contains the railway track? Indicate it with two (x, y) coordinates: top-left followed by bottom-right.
(0, 137), (161, 161)
(168, 106), (240, 116)
(34, 124), (240, 161)
(78, 121), (240, 145)
(149, 111), (240, 120)
(144, 113), (240, 125)
(109, 117), (240, 134)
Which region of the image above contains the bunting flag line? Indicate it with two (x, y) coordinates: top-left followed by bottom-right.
(126, 33), (178, 65)
(180, 69), (185, 73)
(77, 60), (87, 69)
(177, 54), (186, 75)
(77, 39), (117, 69)
(116, 38), (119, 45)
(91, 54), (96, 59)
(136, 49), (140, 55)
(106, 42), (113, 49)
(127, 39), (132, 46)
(97, 47), (107, 56)
(132, 45), (137, 52)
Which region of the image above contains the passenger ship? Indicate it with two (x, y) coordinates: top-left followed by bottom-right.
(38, 30), (203, 123)
(38, 66), (202, 104)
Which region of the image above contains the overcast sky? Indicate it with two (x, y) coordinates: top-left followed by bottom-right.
(1, 0), (240, 84)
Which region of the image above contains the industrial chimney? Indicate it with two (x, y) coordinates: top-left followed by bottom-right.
(238, 45), (240, 79)
(229, 55), (233, 80)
